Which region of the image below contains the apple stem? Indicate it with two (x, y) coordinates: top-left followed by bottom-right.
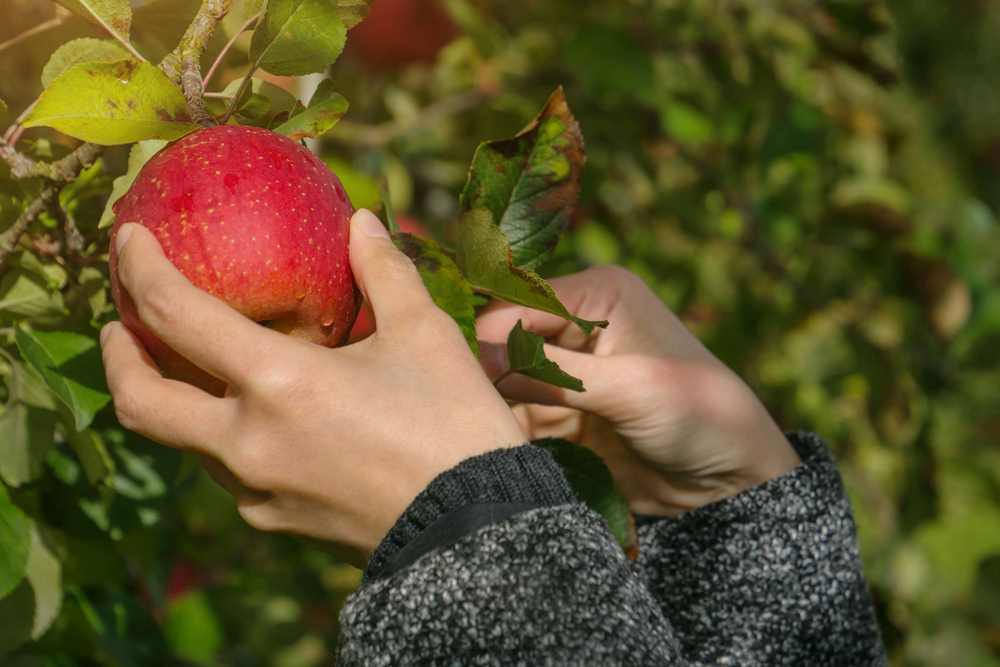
(202, 12), (261, 87)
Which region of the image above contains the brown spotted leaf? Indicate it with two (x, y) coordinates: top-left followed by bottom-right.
(24, 60), (198, 145)
(460, 87), (586, 270)
(392, 232), (478, 356)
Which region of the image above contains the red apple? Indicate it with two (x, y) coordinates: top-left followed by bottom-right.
(109, 125), (360, 396)
(346, 0), (459, 72)
(348, 214), (428, 342)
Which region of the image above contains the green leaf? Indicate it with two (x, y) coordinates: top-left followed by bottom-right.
(14, 325), (111, 432)
(0, 360), (57, 487)
(98, 139), (167, 228)
(505, 320), (584, 391)
(243, 0), (266, 23)
(336, 0), (374, 28)
(0, 98), (7, 117)
(533, 437), (634, 553)
(53, 0), (133, 48)
(24, 521), (62, 640)
(381, 181), (400, 233)
(0, 400), (57, 488)
(24, 61), (198, 146)
(59, 418), (115, 489)
(392, 232), (479, 356)
(0, 579), (34, 653)
(272, 79), (348, 140)
(0, 494), (30, 599)
(455, 209), (606, 337)
(217, 77), (300, 127)
(249, 0), (347, 77)
(166, 590), (224, 664)
(41, 38), (133, 88)
(460, 86), (586, 270)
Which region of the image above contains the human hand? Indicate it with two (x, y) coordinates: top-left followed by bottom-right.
(476, 266), (801, 518)
(101, 210), (526, 567)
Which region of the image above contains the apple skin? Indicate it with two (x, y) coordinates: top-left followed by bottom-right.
(109, 125), (360, 396)
(346, 0), (458, 72)
(348, 214), (428, 342)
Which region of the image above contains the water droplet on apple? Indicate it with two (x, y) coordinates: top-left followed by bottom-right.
(335, 186), (346, 202)
(321, 314), (335, 327)
(224, 173), (240, 194)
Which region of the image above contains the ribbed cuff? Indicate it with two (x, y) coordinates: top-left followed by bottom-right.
(363, 444), (577, 582)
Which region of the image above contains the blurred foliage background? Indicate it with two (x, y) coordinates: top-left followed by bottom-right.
(2, 0), (1000, 665)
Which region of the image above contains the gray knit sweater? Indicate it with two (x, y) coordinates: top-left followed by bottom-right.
(337, 432), (888, 665)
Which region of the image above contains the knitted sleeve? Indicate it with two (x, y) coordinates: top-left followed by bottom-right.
(633, 432), (889, 666)
(336, 436), (889, 666)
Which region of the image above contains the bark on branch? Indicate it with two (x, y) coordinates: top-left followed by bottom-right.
(0, 139), (103, 181)
(0, 184), (63, 265)
(160, 0), (236, 125)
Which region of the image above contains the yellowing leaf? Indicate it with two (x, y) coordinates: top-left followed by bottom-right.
(41, 38), (132, 88)
(272, 79), (348, 140)
(25, 61), (198, 146)
(461, 87), (586, 270)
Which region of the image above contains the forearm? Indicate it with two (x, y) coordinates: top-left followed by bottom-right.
(634, 432), (888, 665)
(339, 445), (684, 665)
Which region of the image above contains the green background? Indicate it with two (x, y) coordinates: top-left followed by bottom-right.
(2, 0), (999, 664)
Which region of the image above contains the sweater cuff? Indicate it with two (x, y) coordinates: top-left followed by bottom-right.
(363, 444), (577, 582)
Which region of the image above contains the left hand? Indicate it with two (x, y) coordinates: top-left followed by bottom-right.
(101, 210), (526, 567)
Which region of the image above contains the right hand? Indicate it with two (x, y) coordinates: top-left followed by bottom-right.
(476, 265), (802, 517)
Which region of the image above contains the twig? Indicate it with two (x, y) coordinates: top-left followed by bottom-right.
(202, 12), (260, 86)
(160, 0), (236, 124)
(0, 16), (68, 56)
(3, 100), (37, 143)
(0, 139), (103, 181)
(46, 197), (84, 254)
(220, 68), (254, 125)
(325, 91), (492, 147)
(0, 184), (62, 265)
(0, 328), (13, 337)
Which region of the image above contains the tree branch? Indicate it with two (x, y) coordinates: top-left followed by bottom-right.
(0, 184), (62, 265)
(0, 139), (103, 181)
(160, 0), (237, 124)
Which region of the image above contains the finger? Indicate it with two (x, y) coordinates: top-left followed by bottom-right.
(476, 265), (636, 350)
(488, 340), (635, 416)
(101, 322), (231, 457)
(348, 208), (438, 333)
(113, 223), (277, 387)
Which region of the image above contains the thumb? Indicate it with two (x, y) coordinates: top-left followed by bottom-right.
(349, 208), (435, 332)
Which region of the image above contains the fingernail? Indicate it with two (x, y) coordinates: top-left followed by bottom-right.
(355, 209), (390, 239)
(100, 322), (113, 347)
(115, 223), (133, 254)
